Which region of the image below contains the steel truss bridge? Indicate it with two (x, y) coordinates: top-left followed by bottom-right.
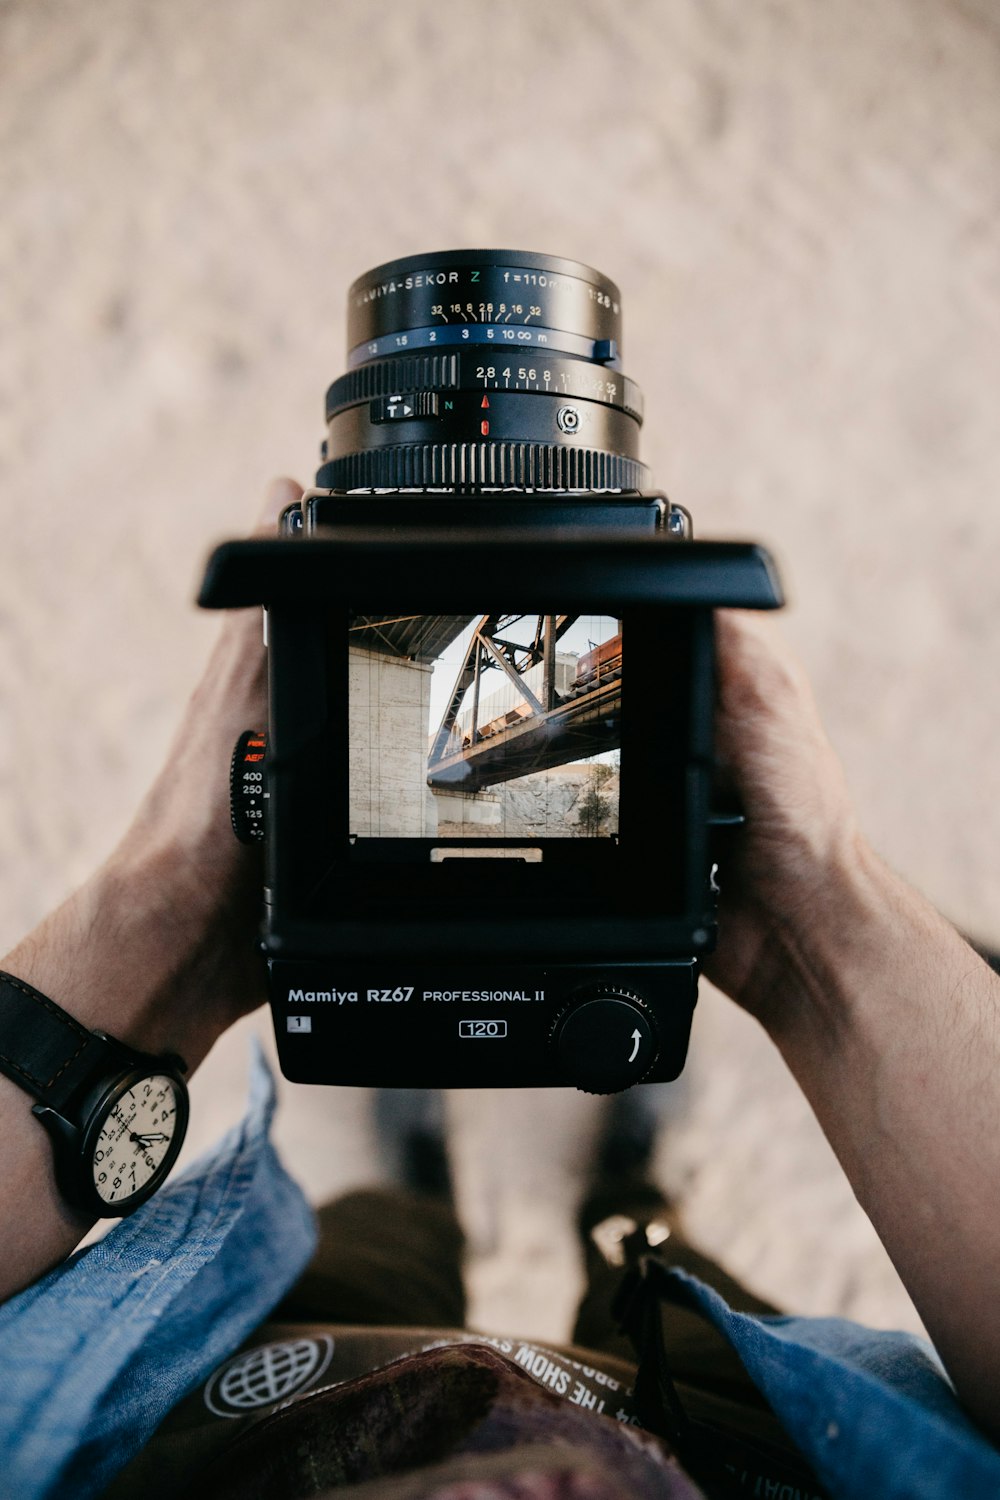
(348, 612), (622, 793)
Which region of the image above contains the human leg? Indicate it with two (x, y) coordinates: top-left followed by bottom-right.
(274, 1090), (465, 1328)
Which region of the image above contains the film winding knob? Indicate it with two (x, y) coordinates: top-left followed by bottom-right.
(230, 730), (268, 845)
(549, 988), (659, 1095)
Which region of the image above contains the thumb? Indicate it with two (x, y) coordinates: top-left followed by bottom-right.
(254, 475), (304, 534)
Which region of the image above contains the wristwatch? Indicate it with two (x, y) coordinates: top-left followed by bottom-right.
(0, 970), (189, 1217)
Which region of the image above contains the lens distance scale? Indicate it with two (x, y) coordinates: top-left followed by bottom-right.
(347, 250), (622, 366)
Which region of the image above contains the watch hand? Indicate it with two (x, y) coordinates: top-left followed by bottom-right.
(130, 1131), (169, 1146)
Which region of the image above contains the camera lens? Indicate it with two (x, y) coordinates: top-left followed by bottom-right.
(319, 250), (648, 492)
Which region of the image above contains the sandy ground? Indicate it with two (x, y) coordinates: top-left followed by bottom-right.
(2, 0), (999, 1344)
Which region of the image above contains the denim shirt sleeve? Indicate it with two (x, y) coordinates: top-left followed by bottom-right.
(666, 1268), (1000, 1500)
(0, 1041), (317, 1500)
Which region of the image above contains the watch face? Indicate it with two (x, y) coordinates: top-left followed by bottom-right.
(91, 1073), (186, 1210)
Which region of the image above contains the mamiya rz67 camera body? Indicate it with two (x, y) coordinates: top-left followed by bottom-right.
(199, 250), (782, 1094)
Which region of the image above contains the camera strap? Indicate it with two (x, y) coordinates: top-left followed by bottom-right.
(612, 1250), (829, 1499)
(612, 1251), (695, 1449)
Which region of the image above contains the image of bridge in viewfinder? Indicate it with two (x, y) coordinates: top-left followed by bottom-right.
(348, 613), (622, 794)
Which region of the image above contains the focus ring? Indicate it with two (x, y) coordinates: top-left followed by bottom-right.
(347, 249), (621, 350)
(317, 445), (649, 492)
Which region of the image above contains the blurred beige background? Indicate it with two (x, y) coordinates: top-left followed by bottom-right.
(2, 0), (999, 1342)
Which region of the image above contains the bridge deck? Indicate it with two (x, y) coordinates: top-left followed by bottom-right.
(427, 678), (621, 791)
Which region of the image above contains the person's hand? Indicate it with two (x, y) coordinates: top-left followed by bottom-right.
(0, 478), (302, 1291)
(698, 613), (1000, 1448)
(5, 477), (304, 1069)
(701, 610), (862, 1031)
(112, 476), (304, 1041)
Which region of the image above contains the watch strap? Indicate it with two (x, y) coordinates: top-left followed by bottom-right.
(0, 970), (130, 1115)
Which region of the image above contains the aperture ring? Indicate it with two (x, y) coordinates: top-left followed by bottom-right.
(325, 354), (461, 416)
(326, 353), (643, 423)
(317, 445), (649, 493)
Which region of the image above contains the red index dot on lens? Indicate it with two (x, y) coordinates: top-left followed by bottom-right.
(481, 396), (489, 408)
(481, 420), (490, 436)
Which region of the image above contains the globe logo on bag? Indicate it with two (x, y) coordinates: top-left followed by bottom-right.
(205, 1335), (335, 1417)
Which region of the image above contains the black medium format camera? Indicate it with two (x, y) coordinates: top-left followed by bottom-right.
(199, 250), (782, 1094)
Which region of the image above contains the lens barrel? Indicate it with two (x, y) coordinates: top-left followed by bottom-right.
(318, 250), (648, 493)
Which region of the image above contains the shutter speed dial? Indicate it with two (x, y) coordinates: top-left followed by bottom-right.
(230, 731), (268, 845)
(549, 987), (659, 1095)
